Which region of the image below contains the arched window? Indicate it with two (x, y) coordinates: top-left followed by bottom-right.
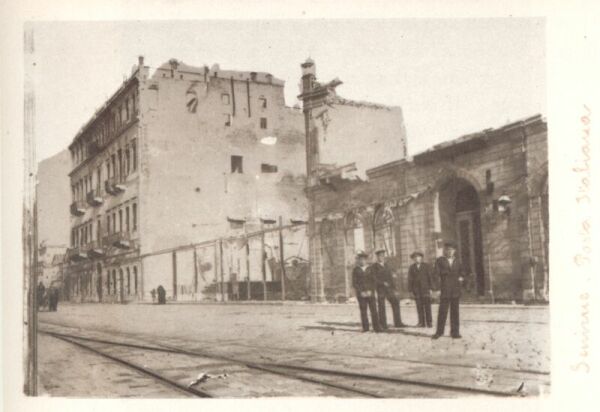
(344, 212), (365, 254)
(126, 267), (131, 295)
(373, 206), (396, 256)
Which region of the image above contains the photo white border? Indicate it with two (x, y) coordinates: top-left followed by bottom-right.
(2, 1), (599, 411)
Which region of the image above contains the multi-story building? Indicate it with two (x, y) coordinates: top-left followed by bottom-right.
(65, 57), (305, 303)
(299, 60), (548, 303)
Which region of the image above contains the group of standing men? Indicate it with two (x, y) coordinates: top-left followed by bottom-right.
(352, 242), (466, 339)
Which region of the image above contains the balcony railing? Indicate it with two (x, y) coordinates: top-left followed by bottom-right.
(86, 188), (104, 207)
(67, 246), (88, 262)
(87, 141), (102, 158)
(84, 240), (106, 258)
(102, 231), (133, 249)
(105, 175), (126, 196)
(70, 200), (86, 216)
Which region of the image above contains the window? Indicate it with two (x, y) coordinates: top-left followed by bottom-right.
(132, 203), (137, 231)
(118, 149), (123, 181)
(131, 140), (137, 171)
(126, 206), (130, 232)
(125, 98), (130, 121)
(223, 113), (231, 127)
(106, 215), (111, 234)
(261, 163), (278, 173)
(125, 146), (130, 176)
(127, 268), (131, 295)
(132, 91), (137, 115)
(112, 212), (116, 233)
(112, 270), (117, 295)
(258, 97), (267, 108)
(119, 210), (123, 232)
(260, 117), (267, 129)
(231, 155), (243, 174)
(345, 213), (365, 255)
(111, 154), (117, 179)
(221, 93), (230, 105)
(97, 219), (101, 242)
(133, 266), (138, 294)
(97, 168), (102, 192)
(374, 207), (396, 256)
(106, 160), (111, 181)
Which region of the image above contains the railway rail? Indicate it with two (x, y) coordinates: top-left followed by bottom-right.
(39, 322), (540, 398)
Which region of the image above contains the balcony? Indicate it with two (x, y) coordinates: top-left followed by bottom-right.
(87, 141), (102, 158)
(70, 200), (86, 216)
(86, 188), (104, 207)
(105, 176), (126, 196)
(85, 240), (106, 258)
(67, 246), (88, 262)
(103, 231), (132, 249)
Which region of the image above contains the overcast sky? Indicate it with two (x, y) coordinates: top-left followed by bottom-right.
(30, 19), (545, 162)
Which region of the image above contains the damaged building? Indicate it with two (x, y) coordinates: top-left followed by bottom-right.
(65, 57), (306, 303)
(299, 59), (548, 303)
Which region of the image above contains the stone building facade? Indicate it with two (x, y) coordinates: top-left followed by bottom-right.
(300, 60), (548, 303)
(65, 57), (306, 303)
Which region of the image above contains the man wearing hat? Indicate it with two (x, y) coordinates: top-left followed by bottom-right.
(408, 251), (434, 327)
(370, 249), (404, 329)
(432, 242), (467, 339)
(352, 251), (381, 332)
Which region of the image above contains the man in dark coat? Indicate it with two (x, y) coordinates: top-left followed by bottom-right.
(408, 251), (434, 327)
(370, 249), (404, 329)
(352, 251), (381, 332)
(157, 285), (166, 304)
(432, 242), (467, 339)
(48, 285), (59, 311)
(37, 281), (46, 311)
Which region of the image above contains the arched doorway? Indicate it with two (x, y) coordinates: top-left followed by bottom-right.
(96, 263), (103, 302)
(437, 178), (485, 296)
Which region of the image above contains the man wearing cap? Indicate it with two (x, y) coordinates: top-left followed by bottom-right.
(352, 251), (381, 332)
(370, 249), (404, 329)
(432, 242), (467, 339)
(408, 251), (434, 327)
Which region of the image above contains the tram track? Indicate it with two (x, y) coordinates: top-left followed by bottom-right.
(39, 324), (529, 398)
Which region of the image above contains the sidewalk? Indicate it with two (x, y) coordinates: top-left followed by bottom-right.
(136, 299), (549, 309)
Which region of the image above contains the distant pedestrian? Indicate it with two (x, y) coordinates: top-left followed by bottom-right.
(432, 242), (467, 339)
(408, 251), (434, 328)
(370, 249), (404, 329)
(150, 288), (156, 303)
(37, 281), (46, 311)
(352, 251), (381, 333)
(48, 286), (59, 312)
(157, 285), (166, 304)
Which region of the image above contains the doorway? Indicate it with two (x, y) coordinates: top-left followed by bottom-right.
(438, 178), (485, 296)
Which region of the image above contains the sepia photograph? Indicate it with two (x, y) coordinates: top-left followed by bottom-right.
(17, 17), (553, 400)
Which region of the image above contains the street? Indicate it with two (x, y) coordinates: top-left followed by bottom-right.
(37, 301), (550, 398)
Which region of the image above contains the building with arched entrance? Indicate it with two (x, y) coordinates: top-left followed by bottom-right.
(299, 59), (548, 302)
(306, 114), (547, 302)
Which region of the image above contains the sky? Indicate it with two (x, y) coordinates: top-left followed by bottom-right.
(29, 19), (545, 162)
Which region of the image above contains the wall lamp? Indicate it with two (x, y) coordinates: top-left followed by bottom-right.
(495, 194), (512, 215)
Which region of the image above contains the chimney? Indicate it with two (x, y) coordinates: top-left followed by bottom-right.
(250, 72), (257, 81)
(138, 55), (144, 68)
(265, 73), (273, 84)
